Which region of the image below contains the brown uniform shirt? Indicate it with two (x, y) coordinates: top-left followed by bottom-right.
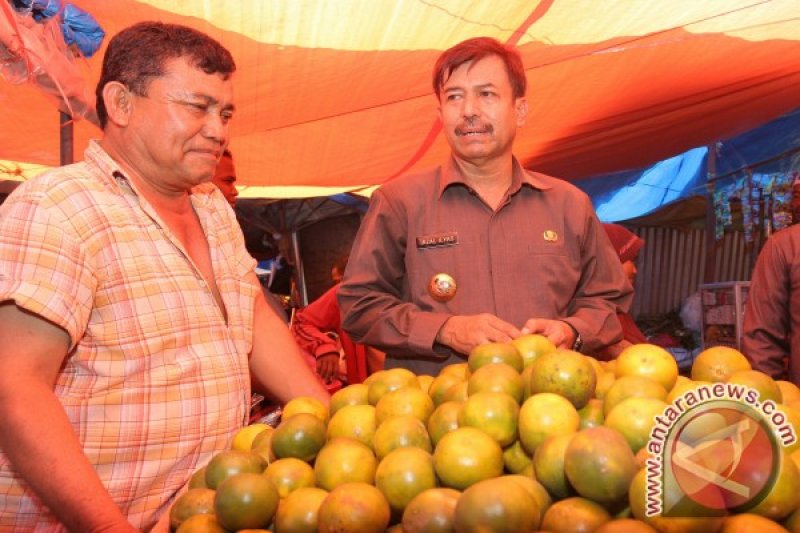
(742, 224), (800, 383)
(338, 157), (632, 375)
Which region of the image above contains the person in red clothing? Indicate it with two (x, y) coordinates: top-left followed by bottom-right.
(599, 223), (648, 358)
(292, 256), (384, 384)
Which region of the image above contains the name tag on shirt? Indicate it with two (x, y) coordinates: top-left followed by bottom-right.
(416, 232), (459, 249)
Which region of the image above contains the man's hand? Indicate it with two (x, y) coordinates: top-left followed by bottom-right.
(316, 353), (340, 383)
(436, 314), (521, 356)
(521, 319), (576, 350)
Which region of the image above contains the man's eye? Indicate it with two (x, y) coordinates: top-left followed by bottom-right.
(221, 110), (234, 121)
(186, 102), (208, 113)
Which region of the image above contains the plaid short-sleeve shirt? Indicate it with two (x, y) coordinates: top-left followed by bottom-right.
(0, 141), (258, 530)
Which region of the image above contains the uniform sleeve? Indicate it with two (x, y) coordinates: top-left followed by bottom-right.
(291, 286), (341, 358)
(742, 236), (790, 379)
(562, 197), (633, 354)
(338, 189), (450, 356)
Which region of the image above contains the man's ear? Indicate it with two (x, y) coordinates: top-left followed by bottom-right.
(515, 97), (529, 127)
(102, 81), (133, 127)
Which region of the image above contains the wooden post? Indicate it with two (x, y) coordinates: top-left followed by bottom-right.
(59, 111), (73, 165)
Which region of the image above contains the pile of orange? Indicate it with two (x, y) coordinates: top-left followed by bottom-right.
(170, 339), (800, 533)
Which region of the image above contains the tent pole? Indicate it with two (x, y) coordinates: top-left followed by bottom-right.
(290, 231), (308, 307)
(60, 111), (73, 165)
(703, 144), (717, 283)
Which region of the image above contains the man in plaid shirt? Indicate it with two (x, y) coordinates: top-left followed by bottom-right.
(0, 22), (328, 531)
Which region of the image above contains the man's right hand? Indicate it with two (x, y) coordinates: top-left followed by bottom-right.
(435, 314), (521, 356)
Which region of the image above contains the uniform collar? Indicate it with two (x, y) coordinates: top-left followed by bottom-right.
(438, 155), (553, 198)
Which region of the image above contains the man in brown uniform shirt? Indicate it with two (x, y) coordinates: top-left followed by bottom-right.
(338, 37), (632, 375)
(742, 223), (800, 383)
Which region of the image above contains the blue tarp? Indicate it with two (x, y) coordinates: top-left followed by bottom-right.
(579, 107), (800, 223)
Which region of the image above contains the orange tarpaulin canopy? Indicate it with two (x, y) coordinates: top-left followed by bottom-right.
(1, 0), (800, 198)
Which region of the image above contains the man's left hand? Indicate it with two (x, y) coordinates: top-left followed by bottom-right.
(521, 319), (575, 350)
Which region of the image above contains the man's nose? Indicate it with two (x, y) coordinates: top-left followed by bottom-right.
(462, 93), (479, 118)
(203, 113), (228, 143)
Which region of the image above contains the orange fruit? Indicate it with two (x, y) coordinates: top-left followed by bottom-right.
(726, 369), (783, 404)
(428, 373), (466, 406)
(468, 342), (523, 373)
(503, 439), (532, 474)
(250, 426), (277, 465)
(273, 486), (328, 533)
(666, 379), (710, 404)
(317, 482), (391, 533)
(402, 488), (461, 532)
(723, 513), (789, 533)
(777, 381), (800, 404)
(453, 476), (541, 532)
(439, 362), (470, 379)
(282, 396), (329, 423)
(175, 514), (227, 533)
(511, 333), (556, 368)
(375, 447), (438, 513)
(605, 397), (668, 453)
(271, 412), (327, 462)
(578, 398), (605, 429)
(188, 466), (207, 489)
(518, 392), (580, 454)
(427, 400), (463, 446)
(533, 433), (575, 499)
(367, 367), (419, 405)
(264, 457), (316, 498)
(457, 390), (519, 447)
(521, 365), (534, 400)
(214, 472), (279, 531)
(541, 496), (611, 533)
(504, 474), (552, 516)
(375, 386), (435, 425)
(691, 346), (751, 383)
(564, 426), (638, 505)
(530, 349), (597, 409)
(467, 362), (524, 403)
(169, 488), (215, 530)
(417, 374), (435, 394)
(628, 468), (726, 533)
(326, 403), (377, 448)
(603, 375), (668, 417)
(780, 404), (800, 454)
(750, 450), (800, 520)
(616, 343), (679, 392)
(595, 370), (616, 400)
(783, 506), (800, 533)
(594, 518), (658, 532)
(314, 437), (377, 491)
(329, 383), (369, 416)
(433, 427), (503, 490)
(204, 450), (266, 489)
(373, 415), (432, 460)
(442, 380), (469, 403)
(231, 423), (272, 452)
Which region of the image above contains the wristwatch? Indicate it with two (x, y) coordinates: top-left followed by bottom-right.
(572, 329), (583, 352)
(560, 320), (583, 352)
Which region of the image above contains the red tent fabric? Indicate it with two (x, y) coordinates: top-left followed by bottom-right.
(1, 1), (799, 197)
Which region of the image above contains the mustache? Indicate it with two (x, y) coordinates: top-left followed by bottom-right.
(454, 117), (493, 136)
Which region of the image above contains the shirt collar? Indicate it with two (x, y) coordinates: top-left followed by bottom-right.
(83, 139), (218, 205)
(438, 155), (553, 198)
